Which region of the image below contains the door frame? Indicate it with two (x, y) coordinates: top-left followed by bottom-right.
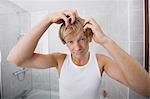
(144, 0), (149, 72)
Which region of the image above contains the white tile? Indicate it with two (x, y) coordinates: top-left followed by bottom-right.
(129, 10), (144, 42)
(130, 42), (144, 65)
(1, 10), (32, 98)
(32, 69), (51, 90)
(129, 0), (143, 10)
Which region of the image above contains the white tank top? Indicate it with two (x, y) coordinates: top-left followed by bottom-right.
(59, 52), (101, 99)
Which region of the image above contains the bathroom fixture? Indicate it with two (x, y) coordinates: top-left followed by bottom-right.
(12, 68), (29, 81)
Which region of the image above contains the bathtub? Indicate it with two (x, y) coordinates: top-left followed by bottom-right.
(22, 89), (59, 99)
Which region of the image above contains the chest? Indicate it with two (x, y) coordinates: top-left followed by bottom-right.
(60, 63), (101, 89)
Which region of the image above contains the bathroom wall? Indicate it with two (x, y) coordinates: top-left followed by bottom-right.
(0, 0), (32, 98)
(129, 0), (149, 99)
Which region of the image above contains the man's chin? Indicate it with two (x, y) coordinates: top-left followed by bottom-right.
(73, 53), (84, 58)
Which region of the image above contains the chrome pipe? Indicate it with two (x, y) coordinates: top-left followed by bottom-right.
(13, 68), (29, 76)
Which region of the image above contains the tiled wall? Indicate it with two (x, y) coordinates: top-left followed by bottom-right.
(129, 0), (149, 99)
(0, 1), (32, 98)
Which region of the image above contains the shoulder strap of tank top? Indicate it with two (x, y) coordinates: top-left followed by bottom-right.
(92, 52), (101, 79)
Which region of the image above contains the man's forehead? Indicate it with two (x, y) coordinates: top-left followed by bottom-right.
(65, 32), (85, 41)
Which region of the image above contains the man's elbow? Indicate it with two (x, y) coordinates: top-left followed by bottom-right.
(7, 55), (22, 66)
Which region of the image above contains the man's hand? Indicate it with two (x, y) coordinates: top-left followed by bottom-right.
(83, 18), (109, 45)
(48, 9), (79, 27)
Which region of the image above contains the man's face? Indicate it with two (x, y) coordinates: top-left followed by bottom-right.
(65, 32), (89, 59)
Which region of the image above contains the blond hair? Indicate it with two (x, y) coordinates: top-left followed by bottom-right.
(59, 17), (93, 44)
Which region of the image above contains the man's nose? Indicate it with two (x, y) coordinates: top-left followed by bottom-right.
(74, 42), (81, 51)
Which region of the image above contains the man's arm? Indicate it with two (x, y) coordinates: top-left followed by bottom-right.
(84, 18), (150, 96)
(102, 40), (149, 96)
(7, 10), (78, 68)
(7, 15), (52, 67)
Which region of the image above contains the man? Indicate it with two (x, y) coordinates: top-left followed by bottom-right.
(7, 9), (150, 99)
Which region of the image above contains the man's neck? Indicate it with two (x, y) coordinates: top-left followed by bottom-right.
(71, 52), (90, 66)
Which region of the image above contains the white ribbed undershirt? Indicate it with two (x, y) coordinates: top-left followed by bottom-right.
(59, 52), (101, 99)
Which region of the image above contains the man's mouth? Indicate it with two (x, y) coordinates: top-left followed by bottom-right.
(74, 51), (84, 55)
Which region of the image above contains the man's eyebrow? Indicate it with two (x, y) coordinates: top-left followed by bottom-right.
(66, 39), (72, 42)
(80, 35), (86, 38)
(65, 38), (73, 42)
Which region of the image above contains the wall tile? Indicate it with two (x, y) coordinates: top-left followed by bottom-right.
(130, 41), (144, 66)
(1, 9), (32, 99)
(32, 69), (50, 90)
(129, 10), (144, 42)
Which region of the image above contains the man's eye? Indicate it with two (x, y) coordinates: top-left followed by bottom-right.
(68, 41), (73, 44)
(81, 38), (86, 41)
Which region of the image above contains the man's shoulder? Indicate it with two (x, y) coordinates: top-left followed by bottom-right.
(95, 53), (110, 59)
(52, 52), (67, 59)
(95, 53), (113, 68)
(95, 53), (111, 66)
(52, 52), (67, 69)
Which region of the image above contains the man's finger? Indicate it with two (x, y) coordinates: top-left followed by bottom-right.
(61, 14), (69, 27)
(63, 10), (75, 24)
(83, 24), (93, 32)
(72, 9), (79, 18)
